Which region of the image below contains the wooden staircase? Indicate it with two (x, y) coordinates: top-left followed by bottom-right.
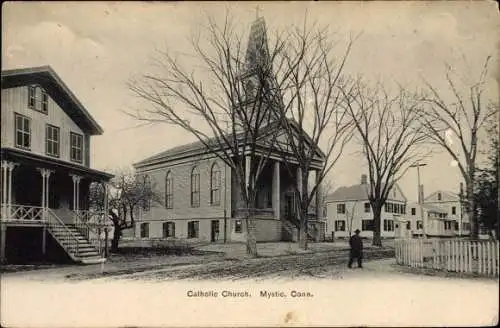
(46, 209), (105, 264)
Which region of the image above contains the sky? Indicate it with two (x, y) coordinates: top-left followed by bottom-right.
(2, 1), (499, 202)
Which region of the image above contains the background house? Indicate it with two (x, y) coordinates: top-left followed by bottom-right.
(324, 174), (408, 239)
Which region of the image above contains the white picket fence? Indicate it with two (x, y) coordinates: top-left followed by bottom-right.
(395, 238), (500, 277)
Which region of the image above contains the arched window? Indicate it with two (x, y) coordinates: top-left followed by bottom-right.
(165, 171), (173, 209)
(210, 163), (221, 206)
(191, 166), (200, 207)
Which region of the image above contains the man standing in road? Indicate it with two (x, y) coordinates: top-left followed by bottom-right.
(348, 229), (363, 268)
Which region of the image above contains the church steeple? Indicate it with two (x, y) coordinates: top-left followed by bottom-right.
(244, 15), (270, 75)
(235, 15), (280, 131)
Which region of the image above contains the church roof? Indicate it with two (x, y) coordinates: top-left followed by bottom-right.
(133, 118), (325, 168)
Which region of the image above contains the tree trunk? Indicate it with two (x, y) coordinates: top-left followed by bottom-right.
(467, 182), (478, 240)
(245, 211), (258, 257)
(372, 205), (383, 247)
(298, 212), (308, 249)
(111, 226), (121, 253)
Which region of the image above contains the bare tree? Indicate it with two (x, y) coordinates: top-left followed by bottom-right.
(340, 80), (428, 246)
(89, 170), (160, 252)
(127, 13), (309, 257)
(418, 56), (498, 239)
(270, 20), (357, 249)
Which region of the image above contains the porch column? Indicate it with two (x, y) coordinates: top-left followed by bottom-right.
(1, 161), (8, 218)
(296, 167), (303, 196)
(245, 156), (251, 193)
(37, 168), (53, 219)
(70, 175), (82, 212)
(315, 170), (323, 220)
(7, 163), (17, 217)
(272, 161), (280, 220)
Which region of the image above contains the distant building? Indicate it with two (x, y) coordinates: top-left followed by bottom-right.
(324, 174), (408, 239)
(407, 188), (471, 238)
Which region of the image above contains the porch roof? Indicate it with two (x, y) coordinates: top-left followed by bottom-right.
(1, 147), (114, 181)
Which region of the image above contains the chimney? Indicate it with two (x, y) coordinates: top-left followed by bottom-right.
(361, 174), (367, 185)
(418, 184), (424, 204)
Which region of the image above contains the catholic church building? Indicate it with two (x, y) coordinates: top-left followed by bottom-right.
(132, 17), (326, 243)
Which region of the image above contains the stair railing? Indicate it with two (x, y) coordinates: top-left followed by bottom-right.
(74, 210), (107, 255)
(46, 208), (80, 258)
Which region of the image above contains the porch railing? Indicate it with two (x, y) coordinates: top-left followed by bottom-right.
(395, 238), (500, 277)
(47, 208), (80, 258)
(73, 210), (109, 255)
(1, 204), (45, 222)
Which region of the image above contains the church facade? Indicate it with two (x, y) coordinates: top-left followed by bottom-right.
(132, 17), (326, 243)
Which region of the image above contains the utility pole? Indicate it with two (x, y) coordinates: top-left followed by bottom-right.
(411, 163), (427, 239)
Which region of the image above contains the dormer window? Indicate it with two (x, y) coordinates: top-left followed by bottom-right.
(28, 85), (48, 114)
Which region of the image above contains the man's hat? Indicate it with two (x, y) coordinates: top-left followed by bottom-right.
(355, 229), (361, 234)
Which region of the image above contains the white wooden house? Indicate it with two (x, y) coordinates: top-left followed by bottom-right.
(324, 174), (408, 239)
(1, 66), (113, 264)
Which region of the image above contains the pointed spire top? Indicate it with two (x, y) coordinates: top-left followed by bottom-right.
(255, 5), (261, 20)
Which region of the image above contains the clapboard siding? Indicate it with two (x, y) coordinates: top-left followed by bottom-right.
(1, 86), (89, 167)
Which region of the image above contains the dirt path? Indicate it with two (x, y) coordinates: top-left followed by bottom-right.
(68, 248), (395, 281)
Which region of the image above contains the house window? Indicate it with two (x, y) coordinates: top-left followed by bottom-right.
(411, 207), (416, 216)
(335, 220), (346, 231)
(364, 202), (371, 213)
(15, 113), (31, 150)
(451, 206), (456, 215)
(454, 222), (459, 230)
(70, 132), (84, 163)
(140, 222), (149, 238)
(191, 166), (200, 207)
(28, 86), (36, 108)
(165, 171), (173, 209)
(187, 221), (200, 238)
(28, 86), (48, 113)
(337, 203), (345, 214)
(235, 219), (242, 233)
(362, 219), (374, 231)
(417, 221), (423, 229)
(163, 222), (175, 238)
(402, 205), (406, 214)
(210, 163), (221, 206)
(437, 192), (442, 201)
(45, 124), (60, 157)
(406, 221), (411, 230)
(383, 219), (394, 232)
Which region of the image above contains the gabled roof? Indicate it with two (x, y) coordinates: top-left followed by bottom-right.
(326, 184), (370, 202)
(133, 119), (325, 168)
(1, 66), (104, 135)
(326, 183), (406, 203)
(424, 190), (460, 202)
